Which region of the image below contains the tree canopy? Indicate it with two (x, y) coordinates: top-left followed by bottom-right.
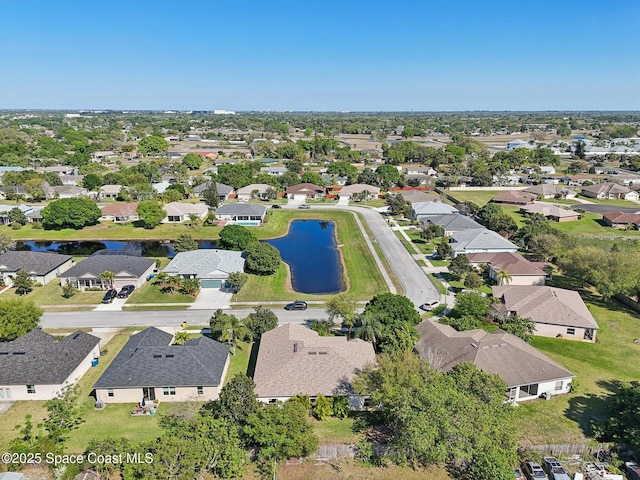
(218, 224), (258, 251)
(41, 197), (102, 229)
(245, 242), (281, 275)
(173, 234), (198, 253)
(136, 200), (166, 229)
(0, 298), (42, 342)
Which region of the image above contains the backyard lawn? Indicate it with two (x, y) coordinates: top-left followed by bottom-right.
(513, 297), (640, 445)
(125, 281), (195, 304)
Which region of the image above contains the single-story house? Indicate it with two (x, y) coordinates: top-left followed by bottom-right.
(53, 185), (88, 199)
(523, 184), (565, 199)
(415, 320), (575, 403)
(337, 184), (381, 200)
(0, 251), (74, 286)
(100, 203), (139, 223)
(164, 249), (245, 289)
(60, 254), (155, 290)
(582, 182), (639, 201)
(236, 183), (273, 202)
(540, 166), (556, 175)
(162, 202), (209, 223)
(151, 182), (172, 194)
(405, 166), (437, 176)
(491, 190), (537, 205)
(39, 165), (78, 175)
(421, 214), (483, 236)
(253, 324), (376, 408)
(0, 204), (33, 226)
(466, 252), (547, 286)
(391, 188), (439, 204)
(492, 285), (599, 342)
(260, 166), (287, 176)
(412, 201), (459, 220)
(214, 203), (267, 226)
(449, 228), (519, 257)
(0, 185), (27, 200)
(519, 203), (581, 222)
(602, 211), (640, 229)
(97, 184), (123, 200)
(94, 327), (230, 403)
(507, 139), (534, 150)
(321, 175), (348, 186)
(60, 175), (84, 186)
(286, 183), (326, 201)
(0, 329), (100, 401)
(192, 182), (234, 202)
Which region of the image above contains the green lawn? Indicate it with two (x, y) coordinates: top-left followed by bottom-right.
(513, 298), (640, 445)
(577, 195), (639, 207)
(440, 272), (492, 295)
(225, 341), (252, 383)
(126, 281), (195, 304)
(553, 212), (640, 236)
(429, 274), (447, 295)
(446, 190), (503, 206)
(309, 416), (361, 445)
(1, 281), (104, 308)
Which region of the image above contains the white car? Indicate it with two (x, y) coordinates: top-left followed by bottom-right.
(421, 300), (440, 311)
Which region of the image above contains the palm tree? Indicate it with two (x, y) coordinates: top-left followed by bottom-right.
(187, 213), (201, 230)
(211, 313), (251, 355)
(354, 314), (383, 348)
(496, 269), (512, 286)
(99, 271), (115, 289)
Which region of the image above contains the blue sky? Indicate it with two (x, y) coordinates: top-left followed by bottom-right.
(0, 0), (638, 111)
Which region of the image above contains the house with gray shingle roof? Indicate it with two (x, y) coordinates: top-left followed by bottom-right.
(192, 182), (234, 202)
(420, 213), (483, 236)
(449, 228), (518, 257)
(0, 251), (74, 286)
(253, 324), (376, 409)
(415, 320), (574, 403)
(0, 330), (100, 401)
(93, 327), (229, 403)
(59, 254), (155, 290)
(164, 249), (245, 289)
(214, 203), (267, 226)
(492, 285), (599, 342)
(411, 201), (459, 220)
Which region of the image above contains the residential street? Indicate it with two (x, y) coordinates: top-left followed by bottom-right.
(41, 204), (439, 329)
(40, 308), (327, 329)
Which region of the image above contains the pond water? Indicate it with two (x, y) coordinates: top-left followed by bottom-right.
(14, 240), (217, 258)
(265, 219), (344, 295)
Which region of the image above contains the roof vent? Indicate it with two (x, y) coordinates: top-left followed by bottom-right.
(308, 351), (317, 355)
(153, 354), (162, 358)
(166, 354), (174, 358)
(318, 351), (328, 355)
(72, 333), (80, 339)
(13, 352), (26, 355)
(293, 343), (298, 353)
(470, 343), (478, 349)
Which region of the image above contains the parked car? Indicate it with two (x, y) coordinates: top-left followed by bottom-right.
(116, 284), (135, 298)
(271, 204), (282, 209)
(420, 300), (440, 311)
(101, 289), (117, 304)
(522, 461), (549, 480)
(298, 204), (310, 209)
(514, 468), (526, 480)
(624, 462), (640, 480)
(541, 457), (571, 480)
(284, 300), (308, 311)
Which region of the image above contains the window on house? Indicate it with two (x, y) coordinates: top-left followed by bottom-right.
(519, 383), (538, 397)
(566, 328), (576, 335)
(196, 386), (204, 395)
(0, 389), (4, 399)
(26, 385), (36, 394)
(107, 389), (114, 397)
(554, 381), (563, 391)
(163, 387), (176, 396)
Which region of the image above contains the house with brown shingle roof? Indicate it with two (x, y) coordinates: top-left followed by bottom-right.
(491, 190), (537, 205)
(492, 285), (598, 342)
(415, 320), (575, 403)
(602, 211), (640, 229)
(100, 203), (139, 223)
(519, 203), (580, 222)
(252, 324), (375, 408)
(285, 183), (326, 200)
(581, 182), (639, 201)
(466, 252), (547, 286)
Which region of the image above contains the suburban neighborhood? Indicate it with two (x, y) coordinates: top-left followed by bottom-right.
(0, 109), (639, 479)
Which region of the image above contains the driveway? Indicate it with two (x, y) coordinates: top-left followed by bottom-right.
(92, 296), (128, 311)
(189, 288), (232, 310)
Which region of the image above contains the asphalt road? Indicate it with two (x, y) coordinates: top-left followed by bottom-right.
(41, 203), (439, 329)
(570, 203), (640, 214)
(41, 308), (327, 329)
